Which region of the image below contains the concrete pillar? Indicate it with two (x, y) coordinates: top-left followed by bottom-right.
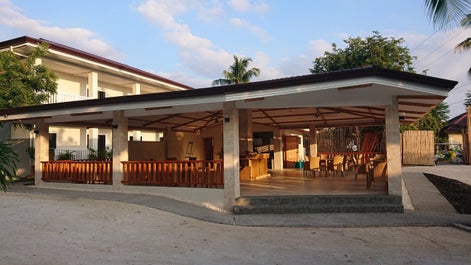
(223, 102), (240, 212)
(88, 72), (99, 151)
(385, 97), (402, 197)
(112, 110), (128, 191)
(34, 120), (49, 187)
(238, 109), (253, 154)
(273, 128), (283, 170)
(88, 72), (98, 99)
(132, 83), (141, 95)
(309, 124), (318, 157)
(132, 83), (142, 141)
(88, 128), (99, 150)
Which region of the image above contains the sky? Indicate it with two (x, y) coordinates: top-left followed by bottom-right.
(0, 0), (470, 118)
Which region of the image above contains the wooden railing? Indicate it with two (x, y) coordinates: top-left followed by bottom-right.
(122, 160), (224, 188)
(41, 160), (112, 184)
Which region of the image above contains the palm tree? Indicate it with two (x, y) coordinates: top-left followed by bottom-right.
(424, 0), (470, 29)
(212, 55), (260, 86)
(456, 14), (471, 73)
(455, 14), (471, 52)
(425, 0), (471, 73)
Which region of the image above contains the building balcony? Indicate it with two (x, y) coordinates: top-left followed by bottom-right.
(46, 92), (92, 104)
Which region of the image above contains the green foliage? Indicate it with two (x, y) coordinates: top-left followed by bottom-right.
(310, 31), (415, 74)
(0, 43), (58, 108)
(57, 150), (74, 160)
(212, 55), (260, 86)
(0, 141), (19, 191)
(26, 146), (35, 160)
(88, 147), (112, 160)
(400, 102), (450, 142)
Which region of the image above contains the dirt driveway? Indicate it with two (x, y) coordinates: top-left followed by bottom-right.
(1, 191), (470, 265)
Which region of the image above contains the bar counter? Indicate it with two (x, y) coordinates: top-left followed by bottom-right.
(240, 153), (270, 180)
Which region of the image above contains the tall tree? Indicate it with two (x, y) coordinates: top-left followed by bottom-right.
(0, 43), (58, 108)
(0, 43), (57, 191)
(310, 31), (415, 74)
(212, 55), (260, 86)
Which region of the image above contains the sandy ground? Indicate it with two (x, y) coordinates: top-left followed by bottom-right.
(1, 192), (470, 265)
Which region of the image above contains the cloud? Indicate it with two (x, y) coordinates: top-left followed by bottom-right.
(0, 0), (122, 60)
(138, 0), (237, 79)
(228, 0), (268, 13)
(309, 39), (334, 57)
(230, 18), (270, 41)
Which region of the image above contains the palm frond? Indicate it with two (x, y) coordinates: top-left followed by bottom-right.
(455, 37), (471, 52)
(425, 0), (471, 29)
(0, 141), (19, 191)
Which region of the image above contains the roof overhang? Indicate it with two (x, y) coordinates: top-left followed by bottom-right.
(0, 67), (458, 132)
(0, 36), (193, 92)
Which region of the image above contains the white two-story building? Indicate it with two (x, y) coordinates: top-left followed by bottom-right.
(0, 36), (192, 176)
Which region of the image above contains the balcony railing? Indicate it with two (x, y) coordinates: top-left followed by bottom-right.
(54, 148), (91, 160)
(46, 92), (91, 104)
(122, 160), (224, 188)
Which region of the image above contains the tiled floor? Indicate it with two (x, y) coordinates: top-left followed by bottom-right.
(240, 168), (388, 196)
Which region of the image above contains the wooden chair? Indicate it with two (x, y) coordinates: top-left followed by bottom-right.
(329, 155), (345, 177)
(319, 154), (329, 176)
(368, 161), (387, 190)
(308, 156), (321, 177)
(303, 156), (310, 176)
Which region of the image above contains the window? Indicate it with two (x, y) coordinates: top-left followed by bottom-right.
(49, 133), (57, 149)
(98, 91), (106, 99)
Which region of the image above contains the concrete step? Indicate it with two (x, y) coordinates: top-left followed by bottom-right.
(233, 195), (403, 214)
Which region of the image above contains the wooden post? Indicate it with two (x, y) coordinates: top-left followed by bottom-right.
(467, 106), (471, 165)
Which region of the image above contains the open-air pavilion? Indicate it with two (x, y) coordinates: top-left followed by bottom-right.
(0, 67), (457, 213)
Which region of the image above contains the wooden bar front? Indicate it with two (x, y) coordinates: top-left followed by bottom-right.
(240, 154), (270, 180)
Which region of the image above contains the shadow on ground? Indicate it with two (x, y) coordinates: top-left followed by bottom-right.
(424, 173), (471, 214)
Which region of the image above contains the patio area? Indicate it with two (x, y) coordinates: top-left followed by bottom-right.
(240, 168), (388, 196)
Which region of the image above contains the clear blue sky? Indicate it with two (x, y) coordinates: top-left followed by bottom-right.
(0, 0), (470, 118)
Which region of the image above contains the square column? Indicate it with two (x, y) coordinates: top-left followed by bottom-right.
(34, 120), (49, 187)
(88, 72), (99, 151)
(88, 72), (98, 99)
(239, 109), (253, 154)
(272, 128), (283, 170)
(132, 83), (141, 95)
(223, 102), (240, 212)
(385, 97), (402, 197)
(309, 124), (318, 157)
(112, 110), (128, 191)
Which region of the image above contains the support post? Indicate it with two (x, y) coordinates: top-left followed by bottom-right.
(223, 102), (240, 212)
(273, 128), (283, 170)
(309, 124), (318, 157)
(88, 72), (99, 150)
(34, 120), (49, 187)
(132, 83), (141, 141)
(112, 110), (128, 191)
(385, 97), (402, 197)
(467, 106), (471, 165)
(239, 109), (253, 154)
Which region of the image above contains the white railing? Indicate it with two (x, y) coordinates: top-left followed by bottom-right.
(55, 148), (90, 160)
(47, 92), (91, 104)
